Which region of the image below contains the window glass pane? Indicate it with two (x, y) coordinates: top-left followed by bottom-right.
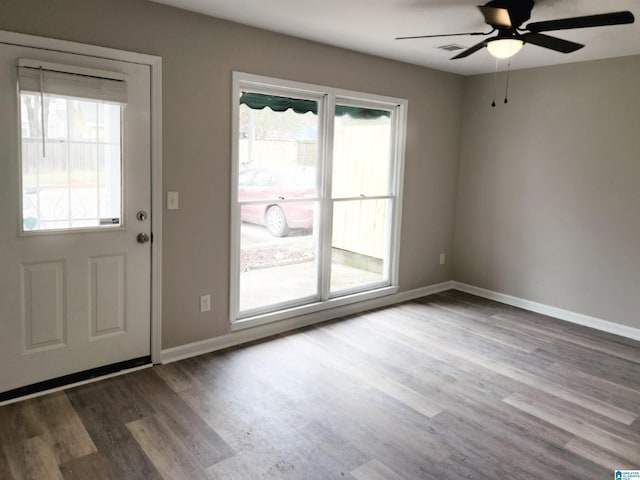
(237, 92), (321, 316)
(69, 100), (98, 141)
(239, 201), (318, 314)
(238, 170), (255, 187)
(238, 93), (318, 202)
(99, 144), (122, 221)
(332, 107), (392, 198)
(330, 199), (389, 294)
(20, 93), (122, 231)
(44, 97), (68, 141)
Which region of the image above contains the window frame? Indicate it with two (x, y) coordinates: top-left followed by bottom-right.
(230, 72), (407, 330)
(17, 60), (127, 235)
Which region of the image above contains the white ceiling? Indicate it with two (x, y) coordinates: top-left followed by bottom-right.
(150, 0), (640, 75)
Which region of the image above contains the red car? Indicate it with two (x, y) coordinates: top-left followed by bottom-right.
(238, 167), (315, 237)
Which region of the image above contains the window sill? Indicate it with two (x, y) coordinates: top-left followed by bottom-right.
(230, 285), (399, 332)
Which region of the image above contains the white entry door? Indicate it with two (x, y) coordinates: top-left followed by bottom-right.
(0, 43), (152, 399)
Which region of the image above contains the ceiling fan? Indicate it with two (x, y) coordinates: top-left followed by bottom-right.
(396, 0), (635, 60)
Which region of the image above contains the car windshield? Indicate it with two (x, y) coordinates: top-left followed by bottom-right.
(281, 168), (314, 188)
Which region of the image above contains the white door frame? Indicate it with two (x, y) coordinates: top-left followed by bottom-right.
(0, 29), (163, 363)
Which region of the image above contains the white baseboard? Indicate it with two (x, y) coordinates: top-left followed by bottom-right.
(161, 279), (639, 364)
(159, 281), (455, 364)
(452, 281), (640, 342)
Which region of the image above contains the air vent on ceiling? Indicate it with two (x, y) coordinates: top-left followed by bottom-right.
(437, 44), (466, 52)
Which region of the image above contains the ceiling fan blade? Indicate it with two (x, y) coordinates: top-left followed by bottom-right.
(395, 31), (489, 40)
(526, 11), (634, 33)
(520, 33), (584, 53)
(451, 39), (487, 59)
(478, 5), (512, 28)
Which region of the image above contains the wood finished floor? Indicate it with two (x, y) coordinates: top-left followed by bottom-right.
(1, 290), (639, 479)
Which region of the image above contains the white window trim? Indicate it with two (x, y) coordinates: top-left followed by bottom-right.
(230, 72), (407, 331)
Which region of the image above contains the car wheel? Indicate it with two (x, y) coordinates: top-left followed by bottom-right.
(265, 205), (289, 237)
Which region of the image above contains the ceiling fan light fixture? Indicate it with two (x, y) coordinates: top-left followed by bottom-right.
(487, 38), (524, 59)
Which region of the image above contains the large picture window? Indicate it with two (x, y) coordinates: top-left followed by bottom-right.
(231, 73), (407, 328)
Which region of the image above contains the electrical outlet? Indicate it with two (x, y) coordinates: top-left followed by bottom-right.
(200, 294), (211, 312)
(440, 253), (446, 265)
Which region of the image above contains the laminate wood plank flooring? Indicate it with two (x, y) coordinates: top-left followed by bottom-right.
(1, 290), (639, 479)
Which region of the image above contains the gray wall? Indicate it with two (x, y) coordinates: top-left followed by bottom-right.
(454, 56), (640, 329)
(0, 0), (464, 348)
(3, 0), (636, 348)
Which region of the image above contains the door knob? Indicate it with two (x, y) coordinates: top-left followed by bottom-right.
(137, 232), (150, 244)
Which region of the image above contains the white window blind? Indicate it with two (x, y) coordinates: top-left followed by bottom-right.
(17, 59), (127, 105)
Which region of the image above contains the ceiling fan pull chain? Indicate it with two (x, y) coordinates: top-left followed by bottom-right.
(504, 60), (512, 104)
(491, 57), (499, 107)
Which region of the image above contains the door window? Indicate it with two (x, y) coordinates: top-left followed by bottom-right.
(18, 60), (126, 232)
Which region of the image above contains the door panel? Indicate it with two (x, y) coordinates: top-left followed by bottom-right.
(0, 43), (151, 395)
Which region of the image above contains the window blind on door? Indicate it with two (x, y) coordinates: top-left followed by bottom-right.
(17, 58), (127, 105)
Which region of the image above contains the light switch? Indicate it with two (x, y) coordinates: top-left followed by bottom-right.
(167, 191), (179, 210)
